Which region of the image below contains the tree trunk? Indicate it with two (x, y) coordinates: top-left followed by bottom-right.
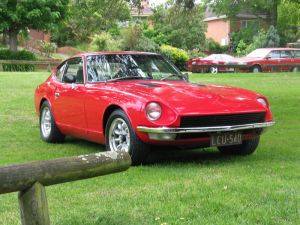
(270, 0), (278, 27)
(9, 30), (18, 52)
(1, 32), (7, 46)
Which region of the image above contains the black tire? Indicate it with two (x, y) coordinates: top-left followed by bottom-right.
(252, 65), (262, 73)
(105, 109), (149, 165)
(40, 101), (65, 143)
(217, 137), (260, 155)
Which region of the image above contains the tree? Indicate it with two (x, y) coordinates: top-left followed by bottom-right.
(65, 0), (130, 43)
(0, 0), (68, 52)
(204, 0), (300, 27)
(277, 0), (300, 44)
(150, 2), (206, 50)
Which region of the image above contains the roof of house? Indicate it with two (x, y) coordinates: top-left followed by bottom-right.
(204, 8), (267, 22)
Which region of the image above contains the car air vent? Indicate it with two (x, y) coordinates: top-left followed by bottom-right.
(138, 83), (161, 88)
(180, 112), (266, 128)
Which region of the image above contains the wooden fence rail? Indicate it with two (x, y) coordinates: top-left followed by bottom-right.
(0, 151), (131, 225)
(0, 59), (62, 71)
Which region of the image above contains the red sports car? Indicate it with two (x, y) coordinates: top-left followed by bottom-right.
(233, 48), (300, 72)
(187, 54), (235, 73)
(35, 52), (274, 165)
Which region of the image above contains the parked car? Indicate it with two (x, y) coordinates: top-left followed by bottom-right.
(187, 54), (235, 73)
(233, 48), (300, 72)
(35, 52), (274, 165)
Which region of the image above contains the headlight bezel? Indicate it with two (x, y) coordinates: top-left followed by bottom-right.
(257, 97), (268, 107)
(145, 102), (162, 121)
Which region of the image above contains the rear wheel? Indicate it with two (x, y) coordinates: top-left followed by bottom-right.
(209, 66), (218, 74)
(40, 101), (65, 143)
(217, 137), (260, 155)
(252, 65), (262, 73)
(291, 67), (299, 72)
(105, 109), (149, 165)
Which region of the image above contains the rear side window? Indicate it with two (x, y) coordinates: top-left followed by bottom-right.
(294, 50), (300, 58)
(280, 50), (292, 58)
(63, 58), (84, 84)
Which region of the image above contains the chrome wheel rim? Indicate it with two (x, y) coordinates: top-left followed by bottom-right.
(108, 118), (130, 152)
(210, 67), (218, 74)
(253, 67), (260, 73)
(41, 107), (51, 138)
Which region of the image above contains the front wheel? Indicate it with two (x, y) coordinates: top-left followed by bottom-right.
(217, 137), (260, 155)
(105, 109), (149, 165)
(252, 66), (261, 73)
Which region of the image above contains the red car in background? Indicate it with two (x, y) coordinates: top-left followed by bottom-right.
(188, 54), (235, 74)
(35, 52), (274, 165)
(233, 48), (300, 72)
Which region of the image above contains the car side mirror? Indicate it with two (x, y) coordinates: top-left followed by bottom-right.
(182, 72), (189, 82)
(63, 74), (76, 83)
(265, 56), (271, 60)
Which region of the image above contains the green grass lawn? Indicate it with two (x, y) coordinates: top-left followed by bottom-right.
(0, 72), (299, 225)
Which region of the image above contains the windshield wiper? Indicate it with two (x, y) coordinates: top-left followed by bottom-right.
(160, 74), (182, 81)
(109, 76), (152, 82)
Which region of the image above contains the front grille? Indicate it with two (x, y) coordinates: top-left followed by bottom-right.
(180, 112), (265, 128)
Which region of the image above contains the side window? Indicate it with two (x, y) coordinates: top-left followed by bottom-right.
(63, 58), (84, 84)
(56, 63), (66, 82)
(280, 50), (292, 59)
(294, 51), (300, 58)
(268, 51), (280, 59)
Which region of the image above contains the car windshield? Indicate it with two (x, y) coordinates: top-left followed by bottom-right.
(86, 54), (183, 82)
(204, 54), (234, 60)
(246, 49), (271, 58)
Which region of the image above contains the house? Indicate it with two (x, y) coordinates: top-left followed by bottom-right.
(204, 9), (269, 46)
(130, 0), (153, 19)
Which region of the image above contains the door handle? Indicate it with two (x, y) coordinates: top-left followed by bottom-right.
(71, 83), (77, 90)
(55, 92), (60, 97)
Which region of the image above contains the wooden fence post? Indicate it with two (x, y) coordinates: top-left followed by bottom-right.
(18, 182), (50, 225)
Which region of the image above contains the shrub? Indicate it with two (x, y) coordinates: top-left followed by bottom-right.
(187, 49), (206, 59)
(135, 36), (160, 52)
(236, 27), (280, 56)
(120, 25), (159, 52)
(205, 39), (228, 54)
(160, 45), (189, 70)
(40, 41), (57, 57)
(265, 25), (280, 47)
(0, 49), (36, 71)
(90, 33), (121, 51)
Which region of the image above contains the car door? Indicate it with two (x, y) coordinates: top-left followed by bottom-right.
(279, 50), (293, 71)
(265, 50), (281, 72)
(52, 57), (87, 137)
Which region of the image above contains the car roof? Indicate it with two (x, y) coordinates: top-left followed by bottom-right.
(73, 51), (160, 58)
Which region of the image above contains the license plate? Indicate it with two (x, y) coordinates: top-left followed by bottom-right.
(211, 132), (242, 147)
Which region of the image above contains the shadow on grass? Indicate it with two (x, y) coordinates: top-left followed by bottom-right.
(63, 137), (249, 166)
(145, 148), (245, 166)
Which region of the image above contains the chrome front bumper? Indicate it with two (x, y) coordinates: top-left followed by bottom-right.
(137, 121), (275, 141)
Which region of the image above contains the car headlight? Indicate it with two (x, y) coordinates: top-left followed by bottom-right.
(257, 98), (268, 107)
(145, 102), (162, 121)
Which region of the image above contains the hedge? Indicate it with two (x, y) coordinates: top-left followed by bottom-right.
(0, 49), (37, 72)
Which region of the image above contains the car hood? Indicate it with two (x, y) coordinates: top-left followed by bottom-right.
(104, 80), (266, 115)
